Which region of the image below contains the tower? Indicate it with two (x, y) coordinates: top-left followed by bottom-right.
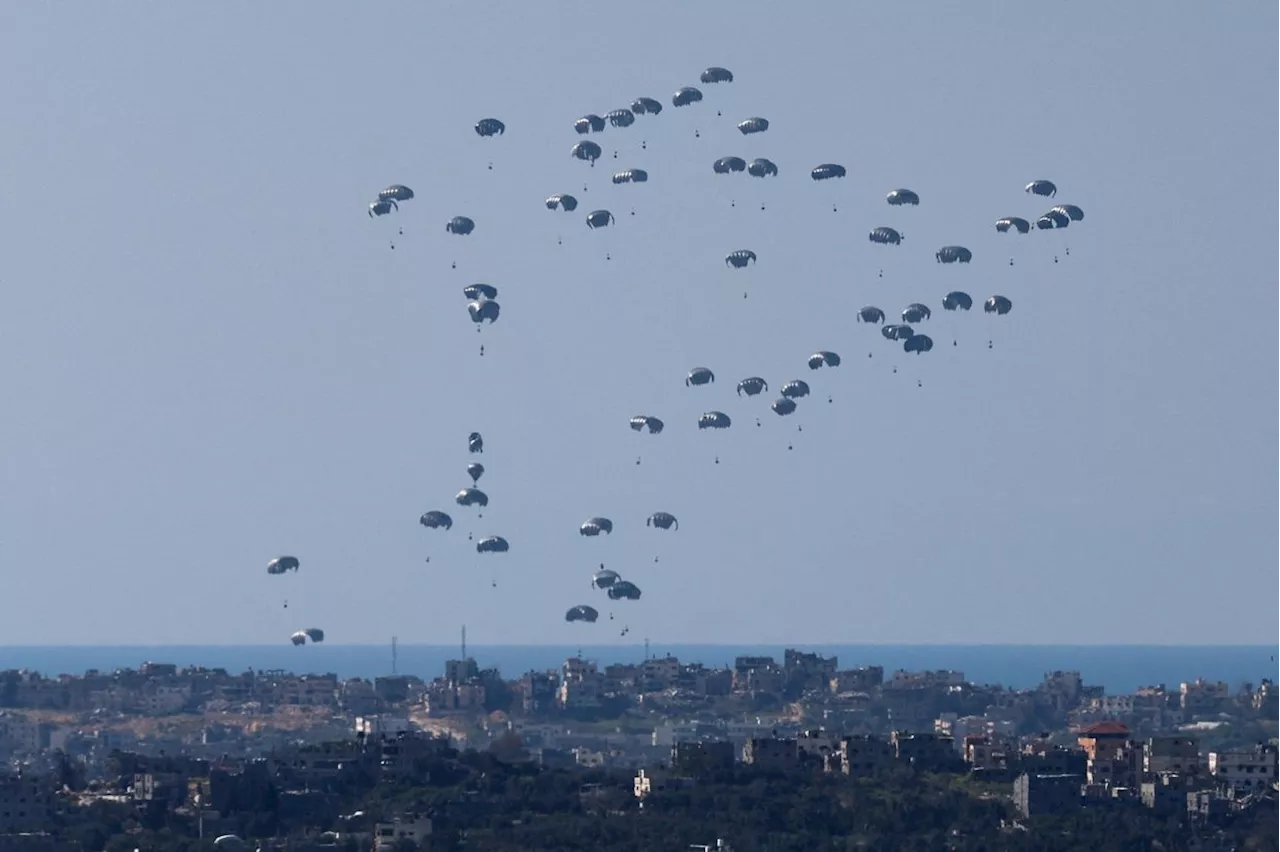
(461, 624), (467, 660)
(391, 635), (398, 675)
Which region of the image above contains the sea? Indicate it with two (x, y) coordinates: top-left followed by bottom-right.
(0, 644), (1275, 695)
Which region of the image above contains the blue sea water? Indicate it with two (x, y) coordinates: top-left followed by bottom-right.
(0, 644), (1274, 695)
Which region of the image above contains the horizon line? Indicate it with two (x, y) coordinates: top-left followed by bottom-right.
(0, 642), (1273, 650)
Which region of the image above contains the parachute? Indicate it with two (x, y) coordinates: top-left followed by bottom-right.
(1025, 180), (1057, 198)
(886, 188), (920, 206)
(904, 335), (934, 354)
(456, 488), (489, 508)
(725, 250), (757, 268)
(469, 432), (484, 453)
(698, 411), (731, 430)
(474, 118), (506, 137)
(612, 169), (648, 184)
(808, 351), (841, 369)
(772, 397), (797, 416)
(713, 156), (747, 174)
(781, 380), (810, 400)
(629, 415), (665, 434)
(545, 194), (579, 212)
(736, 377), (768, 397)
(467, 463), (485, 485)
(942, 292), (973, 311)
(647, 512), (678, 531)
(700, 67), (734, 84)
(571, 140), (603, 163)
(586, 210), (615, 229)
(608, 580), (642, 600)
(1042, 209), (1070, 228)
(858, 306), (886, 324)
(935, 245), (973, 264)
(592, 567), (620, 589)
(378, 185), (414, 202)
(606, 109), (636, 128)
(869, 227), (902, 246)
(446, 216), (476, 235)
(996, 217), (1031, 234)
(882, 324), (915, 341)
(476, 535), (509, 554)
(574, 115), (606, 134)
(368, 199), (398, 217)
(985, 295), (1013, 315)
(565, 605), (599, 623)
(686, 367), (715, 387)
(901, 304), (932, 324)
(673, 87), (704, 107)
(468, 299), (500, 325)
(811, 164), (847, 181)
(747, 158), (778, 178)
(737, 117), (770, 135)
(631, 97), (663, 116)
(267, 556), (300, 575)
(292, 628), (324, 645)
(580, 517), (614, 536)
(419, 511), (453, 530)
(464, 284), (498, 301)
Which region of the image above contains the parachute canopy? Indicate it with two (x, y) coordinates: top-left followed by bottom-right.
(447, 216), (475, 235)
(811, 164), (847, 181)
(476, 535), (509, 554)
(630, 415), (664, 434)
(565, 605), (599, 623)
(698, 411), (731, 430)
(420, 511), (453, 530)
(714, 156), (747, 174)
(673, 87), (703, 107)
(267, 556), (300, 575)
(808, 351), (841, 369)
(686, 367), (715, 387)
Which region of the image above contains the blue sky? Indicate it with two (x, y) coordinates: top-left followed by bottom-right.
(0, 1), (1274, 646)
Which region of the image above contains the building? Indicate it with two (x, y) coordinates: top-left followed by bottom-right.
(796, 730), (841, 771)
(1144, 735), (1200, 777)
(1208, 743), (1278, 795)
(1179, 678), (1229, 715)
(742, 737), (797, 771)
(1077, 721), (1135, 787)
(732, 657), (785, 696)
(671, 741), (734, 778)
(373, 815), (432, 851)
(558, 658), (603, 710)
(1013, 773), (1082, 818)
(891, 731), (957, 770)
(840, 735), (894, 777)
(783, 650), (838, 695)
(0, 774), (56, 834)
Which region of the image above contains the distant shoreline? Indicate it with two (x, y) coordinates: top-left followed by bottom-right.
(0, 643), (1273, 695)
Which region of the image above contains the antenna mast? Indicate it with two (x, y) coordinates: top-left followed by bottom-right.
(391, 636), (398, 675)
(461, 624), (467, 660)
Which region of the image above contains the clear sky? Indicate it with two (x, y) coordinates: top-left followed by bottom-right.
(0, 2), (1275, 646)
